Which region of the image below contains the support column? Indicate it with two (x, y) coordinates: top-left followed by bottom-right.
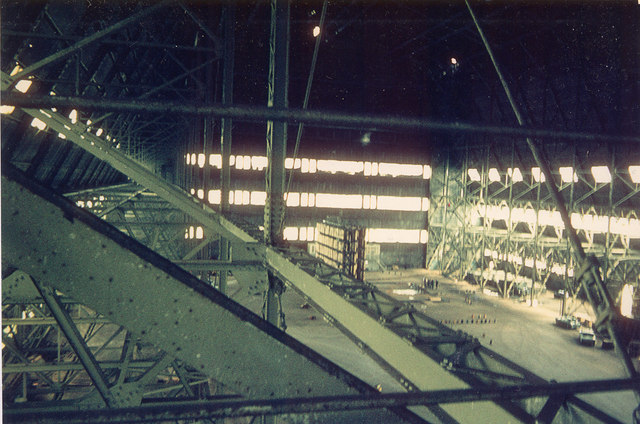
(219, 3), (236, 295)
(263, 0), (290, 329)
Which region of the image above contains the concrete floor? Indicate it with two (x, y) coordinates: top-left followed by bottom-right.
(229, 268), (638, 423)
(366, 269), (638, 424)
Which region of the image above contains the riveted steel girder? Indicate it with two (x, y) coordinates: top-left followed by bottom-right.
(1, 166), (421, 424)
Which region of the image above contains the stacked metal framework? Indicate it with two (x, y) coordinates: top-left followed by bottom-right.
(315, 219), (366, 281)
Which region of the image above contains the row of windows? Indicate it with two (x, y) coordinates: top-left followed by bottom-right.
(185, 225), (428, 244)
(190, 188), (431, 212)
(475, 205), (640, 238)
(186, 153), (431, 179)
(469, 166), (640, 184)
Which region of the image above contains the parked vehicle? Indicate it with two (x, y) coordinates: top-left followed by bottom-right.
(554, 289), (568, 299)
(594, 330), (614, 350)
(578, 329), (596, 346)
(555, 315), (580, 330)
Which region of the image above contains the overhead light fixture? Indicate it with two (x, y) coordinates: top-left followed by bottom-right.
(313, 26), (320, 37)
(0, 105), (15, 114)
(488, 168), (501, 182)
(468, 168), (481, 182)
(591, 166), (611, 184)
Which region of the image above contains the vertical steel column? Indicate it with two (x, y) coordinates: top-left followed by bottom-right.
(465, 0), (638, 382)
(439, 150), (450, 269)
(264, 0), (290, 327)
(532, 169), (541, 306)
(219, 4), (236, 295)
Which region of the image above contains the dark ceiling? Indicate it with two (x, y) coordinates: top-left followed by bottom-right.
(2, 0), (638, 192)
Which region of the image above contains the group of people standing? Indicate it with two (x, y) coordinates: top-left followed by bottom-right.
(422, 277), (439, 290)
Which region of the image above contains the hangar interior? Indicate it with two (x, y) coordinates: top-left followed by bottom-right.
(1, 1), (640, 423)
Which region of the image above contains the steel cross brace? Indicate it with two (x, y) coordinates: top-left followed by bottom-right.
(1, 166), (420, 424)
(6, 377), (638, 424)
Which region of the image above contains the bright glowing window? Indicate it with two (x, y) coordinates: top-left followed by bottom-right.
(316, 193), (362, 209)
(629, 166), (640, 184)
(235, 155), (244, 170)
(96, 128), (104, 137)
(229, 155), (235, 166)
(308, 193), (316, 207)
(378, 163), (423, 178)
(190, 188), (196, 195)
(252, 156), (268, 170)
(507, 167), (523, 182)
(300, 192), (309, 207)
(294, 158), (301, 169)
(228, 191), (234, 205)
(208, 190), (221, 204)
(242, 155), (251, 170)
(186, 154), (191, 165)
(363, 195), (371, 209)
(283, 227), (298, 241)
(285, 158), (294, 169)
(30, 118), (46, 130)
(197, 189), (204, 199)
(195, 226), (204, 239)
(301, 158), (310, 173)
(15, 79), (32, 93)
(299, 227), (307, 241)
(197, 154), (205, 168)
(209, 154), (222, 168)
(371, 162), (379, 176)
(317, 160), (363, 175)
(189, 226), (195, 239)
(488, 168), (501, 182)
(0, 105), (15, 114)
(591, 166), (611, 183)
(69, 109), (78, 124)
(423, 165), (432, 180)
(420, 230), (428, 244)
(559, 167), (577, 183)
(376, 196), (422, 211)
(531, 167), (546, 183)
(309, 159), (317, 173)
(364, 162), (372, 176)
(367, 228), (422, 244)
(58, 133), (66, 139)
(251, 191), (267, 206)
(468, 168), (481, 182)
(421, 198), (430, 211)
(307, 226), (315, 241)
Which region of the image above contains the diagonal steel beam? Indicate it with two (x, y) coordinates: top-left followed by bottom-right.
(5, 377), (637, 424)
(464, 0), (638, 384)
(7, 1), (169, 85)
(2, 165), (420, 424)
(31, 278), (116, 407)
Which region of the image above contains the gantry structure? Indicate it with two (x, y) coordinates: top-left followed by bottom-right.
(2, 1), (639, 423)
